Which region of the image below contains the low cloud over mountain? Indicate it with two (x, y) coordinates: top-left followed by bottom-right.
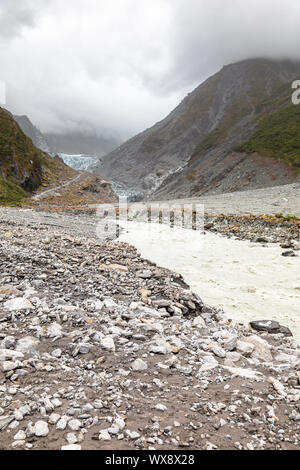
(1, 0), (300, 140)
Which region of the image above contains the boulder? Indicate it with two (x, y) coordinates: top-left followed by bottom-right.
(250, 320), (292, 336)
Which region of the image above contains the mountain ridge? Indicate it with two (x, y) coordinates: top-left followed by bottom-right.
(94, 58), (300, 199)
(13, 113), (120, 158)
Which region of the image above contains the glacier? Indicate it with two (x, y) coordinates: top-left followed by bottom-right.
(58, 153), (99, 171)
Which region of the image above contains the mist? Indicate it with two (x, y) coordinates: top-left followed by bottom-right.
(1, 0), (300, 140)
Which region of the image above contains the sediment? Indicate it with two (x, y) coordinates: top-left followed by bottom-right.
(0, 208), (299, 450)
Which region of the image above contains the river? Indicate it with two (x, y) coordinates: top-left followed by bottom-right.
(119, 221), (300, 339)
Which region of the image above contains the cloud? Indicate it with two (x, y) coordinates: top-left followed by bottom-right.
(1, 0), (300, 140)
(164, 0), (300, 91)
(0, 0), (39, 39)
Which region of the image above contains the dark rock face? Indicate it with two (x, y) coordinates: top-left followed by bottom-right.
(95, 58), (300, 199)
(250, 320), (293, 336)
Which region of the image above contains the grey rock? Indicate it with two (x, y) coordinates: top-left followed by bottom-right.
(0, 415), (14, 431)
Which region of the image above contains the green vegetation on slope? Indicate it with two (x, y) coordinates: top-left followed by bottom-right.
(0, 176), (28, 206)
(0, 107), (77, 206)
(235, 104), (300, 169)
(0, 107), (50, 191)
(189, 97), (254, 164)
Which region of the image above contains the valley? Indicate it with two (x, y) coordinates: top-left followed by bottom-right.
(0, 56), (299, 452)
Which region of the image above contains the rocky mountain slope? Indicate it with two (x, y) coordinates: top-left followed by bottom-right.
(95, 58), (300, 200)
(13, 115), (50, 153)
(0, 108), (116, 206)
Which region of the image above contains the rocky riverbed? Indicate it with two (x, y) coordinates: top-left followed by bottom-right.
(0, 209), (299, 450)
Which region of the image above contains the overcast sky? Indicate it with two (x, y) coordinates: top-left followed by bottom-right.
(1, 0), (300, 140)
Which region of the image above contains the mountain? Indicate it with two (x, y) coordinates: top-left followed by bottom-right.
(95, 58), (300, 200)
(14, 115), (120, 159)
(0, 107), (116, 206)
(14, 114), (50, 153)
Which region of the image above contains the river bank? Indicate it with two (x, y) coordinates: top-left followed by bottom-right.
(0, 208), (299, 450)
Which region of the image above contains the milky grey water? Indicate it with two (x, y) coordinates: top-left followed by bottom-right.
(120, 221), (300, 339)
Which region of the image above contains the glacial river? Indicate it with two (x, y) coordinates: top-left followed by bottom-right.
(120, 221), (300, 339)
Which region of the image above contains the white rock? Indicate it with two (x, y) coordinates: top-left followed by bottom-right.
(51, 349), (62, 358)
(11, 440), (26, 448)
(236, 340), (255, 357)
(108, 424), (119, 435)
(99, 429), (111, 441)
(125, 430), (140, 440)
(103, 298), (117, 309)
(153, 379), (163, 389)
(275, 353), (298, 364)
(243, 336), (272, 362)
(68, 419), (81, 431)
(101, 336), (115, 352)
(52, 398), (62, 408)
(49, 413), (61, 425)
(16, 337), (40, 355)
(0, 349), (24, 361)
(93, 400), (103, 409)
(56, 417), (68, 430)
(1, 360), (23, 372)
(61, 444), (81, 450)
(226, 352), (241, 363)
(115, 417), (126, 431)
(198, 355), (219, 372)
(47, 323), (63, 338)
(66, 433), (78, 444)
(212, 346), (226, 358)
(268, 377), (286, 397)
(34, 421), (49, 437)
(132, 358), (148, 371)
(193, 316), (206, 329)
(223, 366), (264, 381)
(94, 300), (104, 311)
(223, 335), (238, 351)
(0, 415), (13, 431)
(149, 338), (172, 355)
(4, 297), (33, 311)
(14, 430), (26, 440)
(155, 404), (168, 412)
